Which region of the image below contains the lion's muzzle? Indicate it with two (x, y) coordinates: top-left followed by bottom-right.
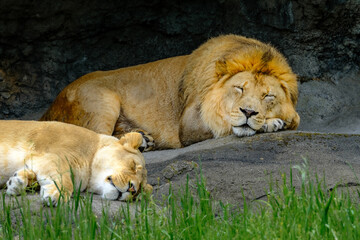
(231, 107), (264, 137)
(240, 108), (258, 119)
(232, 125), (257, 137)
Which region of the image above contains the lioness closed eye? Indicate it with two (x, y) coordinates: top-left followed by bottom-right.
(0, 120), (152, 206)
(41, 34), (300, 150)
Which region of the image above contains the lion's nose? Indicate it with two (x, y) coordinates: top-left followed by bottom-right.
(240, 108), (258, 118)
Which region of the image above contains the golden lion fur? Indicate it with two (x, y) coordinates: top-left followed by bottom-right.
(41, 34), (300, 149)
(0, 120), (152, 205)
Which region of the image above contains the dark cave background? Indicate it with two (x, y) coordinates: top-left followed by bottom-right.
(0, 0), (359, 121)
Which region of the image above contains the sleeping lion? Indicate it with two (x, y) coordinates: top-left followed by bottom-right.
(0, 120), (152, 206)
(41, 34), (300, 150)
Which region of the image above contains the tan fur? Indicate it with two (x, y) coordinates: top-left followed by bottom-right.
(0, 120), (152, 206)
(41, 34), (299, 149)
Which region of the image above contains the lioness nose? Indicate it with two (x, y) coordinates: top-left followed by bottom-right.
(240, 108), (258, 118)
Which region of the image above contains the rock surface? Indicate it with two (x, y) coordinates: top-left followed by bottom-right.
(298, 72), (360, 134)
(146, 131), (360, 206)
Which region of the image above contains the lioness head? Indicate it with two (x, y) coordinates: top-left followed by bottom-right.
(88, 132), (152, 201)
(198, 36), (299, 138)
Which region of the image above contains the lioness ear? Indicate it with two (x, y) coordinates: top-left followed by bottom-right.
(136, 165), (143, 173)
(119, 132), (143, 150)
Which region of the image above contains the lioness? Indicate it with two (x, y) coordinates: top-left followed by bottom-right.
(41, 34), (300, 150)
(0, 120), (152, 206)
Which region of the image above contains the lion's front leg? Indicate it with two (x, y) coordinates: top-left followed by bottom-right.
(38, 174), (73, 206)
(6, 168), (37, 196)
(113, 115), (155, 152)
(260, 118), (285, 133)
(136, 130), (155, 152)
(114, 128), (155, 152)
(39, 182), (71, 206)
(28, 154), (74, 206)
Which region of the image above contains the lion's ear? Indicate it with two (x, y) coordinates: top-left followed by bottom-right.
(119, 132), (143, 150)
(136, 165), (143, 173)
(279, 73), (298, 105)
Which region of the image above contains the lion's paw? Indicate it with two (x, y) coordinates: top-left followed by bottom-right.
(6, 173), (27, 195)
(143, 183), (153, 194)
(40, 184), (60, 206)
(261, 118), (285, 133)
(137, 130), (155, 152)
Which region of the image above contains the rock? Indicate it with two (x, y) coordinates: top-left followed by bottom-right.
(145, 131), (360, 205)
(162, 161), (197, 180)
(297, 72), (360, 134)
(0, 92), (11, 99)
(288, 54), (320, 79)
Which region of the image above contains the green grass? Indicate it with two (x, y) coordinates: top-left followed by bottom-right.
(1, 164), (360, 239)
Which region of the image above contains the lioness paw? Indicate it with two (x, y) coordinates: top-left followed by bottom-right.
(137, 130), (155, 152)
(6, 174), (27, 195)
(261, 118), (285, 133)
(143, 184), (153, 193)
(40, 184), (61, 206)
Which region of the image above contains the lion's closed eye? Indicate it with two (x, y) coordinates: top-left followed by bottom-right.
(234, 86), (243, 94)
(264, 94), (276, 101)
(107, 176), (116, 188)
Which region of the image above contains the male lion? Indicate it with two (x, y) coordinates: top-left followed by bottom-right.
(41, 34), (300, 150)
(0, 120), (152, 206)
